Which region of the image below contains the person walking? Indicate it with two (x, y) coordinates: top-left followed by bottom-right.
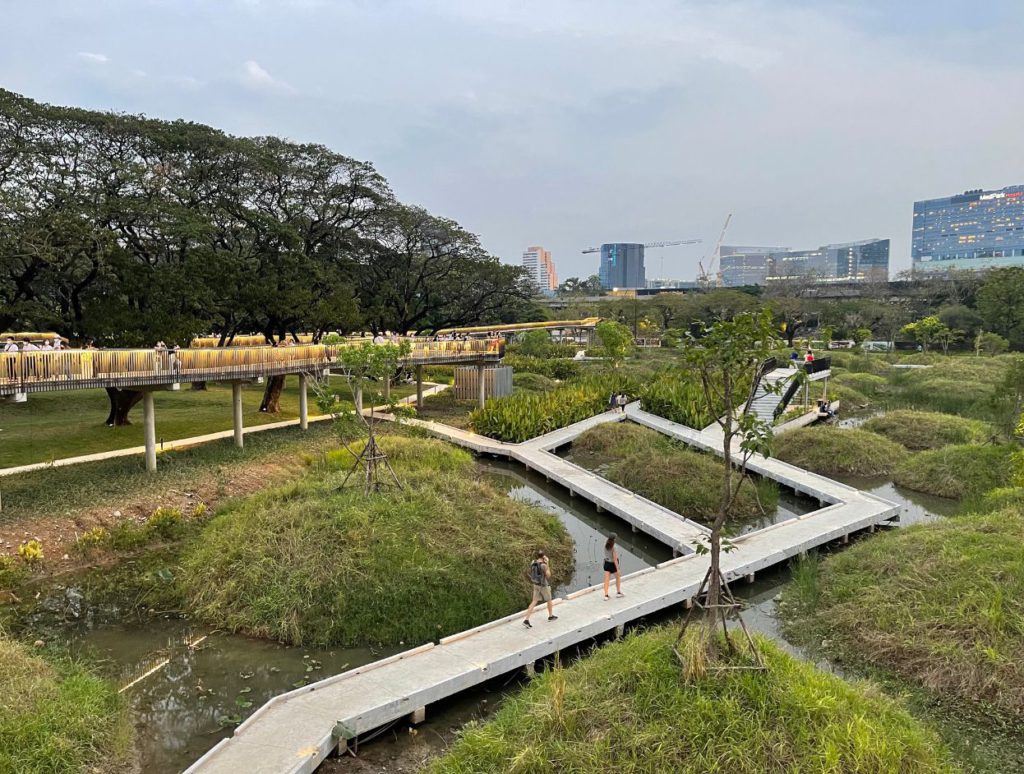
(603, 534), (624, 599)
(608, 391), (617, 413)
(616, 392), (627, 413)
(523, 550), (557, 628)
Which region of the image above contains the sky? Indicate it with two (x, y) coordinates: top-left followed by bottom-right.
(2, 0), (1023, 281)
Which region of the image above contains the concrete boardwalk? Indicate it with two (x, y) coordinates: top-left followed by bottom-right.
(187, 407), (898, 774)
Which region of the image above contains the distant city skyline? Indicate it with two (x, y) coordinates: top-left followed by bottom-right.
(2, 2), (1022, 281)
(521, 245), (558, 293)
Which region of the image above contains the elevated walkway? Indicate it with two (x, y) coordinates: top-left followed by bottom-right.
(187, 405), (896, 774)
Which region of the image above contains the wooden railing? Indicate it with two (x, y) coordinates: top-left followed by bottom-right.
(0, 339), (504, 394)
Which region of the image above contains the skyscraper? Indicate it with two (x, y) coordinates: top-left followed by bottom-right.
(764, 239), (889, 284)
(912, 185), (1024, 273)
(598, 243), (645, 289)
(719, 246), (788, 286)
(521, 246), (558, 293)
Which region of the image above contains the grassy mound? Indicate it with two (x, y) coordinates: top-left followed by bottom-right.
(827, 382), (871, 412)
(893, 443), (1014, 499)
(774, 427), (904, 477)
(426, 627), (953, 774)
(512, 371), (557, 394)
(974, 486), (1024, 514)
(780, 509), (1024, 719)
(863, 410), (992, 450)
(0, 637), (133, 773)
(827, 351), (892, 374)
(180, 435), (573, 647)
(886, 358), (1010, 419)
(568, 423), (778, 526)
(832, 371), (888, 398)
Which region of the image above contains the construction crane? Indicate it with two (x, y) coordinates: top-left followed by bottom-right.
(697, 213), (732, 288)
(580, 238), (701, 254)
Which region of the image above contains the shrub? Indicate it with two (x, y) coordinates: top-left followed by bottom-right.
(106, 521), (150, 551)
(180, 436), (574, 647)
(0, 637), (133, 773)
(504, 354), (581, 381)
(146, 506), (186, 539)
(74, 527), (109, 552)
(893, 443), (1014, 500)
(192, 502), (209, 519)
(426, 627), (954, 773)
(512, 371), (556, 394)
(637, 372), (719, 429)
(17, 540), (43, 564)
(863, 410), (992, 450)
(774, 427), (904, 477)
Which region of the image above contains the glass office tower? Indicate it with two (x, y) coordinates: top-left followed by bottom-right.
(598, 243), (645, 289)
(913, 185), (1024, 273)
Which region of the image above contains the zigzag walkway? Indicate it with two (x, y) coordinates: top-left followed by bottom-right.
(186, 408), (898, 774)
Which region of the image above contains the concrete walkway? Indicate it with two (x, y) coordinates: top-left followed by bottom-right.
(186, 406), (898, 774)
(0, 384), (450, 478)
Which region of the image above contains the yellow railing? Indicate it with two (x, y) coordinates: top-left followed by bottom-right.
(190, 334), (317, 348)
(0, 339), (505, 392)
(433, 318), (601, 335)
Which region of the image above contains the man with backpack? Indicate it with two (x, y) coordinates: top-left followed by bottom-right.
(523, 549), (557, 628)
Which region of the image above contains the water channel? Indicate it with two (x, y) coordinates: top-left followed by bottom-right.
(8, 452), (958, 773)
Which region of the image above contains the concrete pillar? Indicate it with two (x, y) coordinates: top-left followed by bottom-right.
(408, 706), (426, 725)
(143, 391), (156, 472)
(232, 382), (244, 449)
(683, 597), (693, 610)
(477, 363), (487, 409)
(416, 365), (424, 409)
(298, 374), (308, 430)
(614, 624), (625, 640)
(524, 662), (536, 678)
(745, 573), (755, 584)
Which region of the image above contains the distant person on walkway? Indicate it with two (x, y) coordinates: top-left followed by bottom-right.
(3, 338), (18, 353)
(523, 550), (557, 628)
(616, 393), (628, 413)
(373, 333), (386, 344)
(789, 350), (799, 368)
(608, 392), (617, 412)
(804, 349), (814, 363)
(603, 534), (624, 600)
(52, 336), (63, 350)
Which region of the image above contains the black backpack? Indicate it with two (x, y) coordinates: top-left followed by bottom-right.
(528, 560), (545, 585)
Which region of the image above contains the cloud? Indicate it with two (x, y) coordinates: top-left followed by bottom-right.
(241, 59), (295, 94)
(77, 51), (109, 64)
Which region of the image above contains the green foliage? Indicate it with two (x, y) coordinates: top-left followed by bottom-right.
(893, 443), (1014, 500)
(594, 319), (633, 364)
(975, 331), (1009, 357)
(886, 357), (1010, 420)
(568, 423), (779, 527)
(180, 435), (573, 646)
(517, 329), (554, 357)
(775, 427), (904, 477)
(512, 372), (557, 394)
(637, 372), (721, 429)
(0, 637), (133, 773)
(503, 354), (581, 380)
(16, 539), (43, 564)
(471, 373), (638, 442)
(976, 266), (1024, 349)
(146, 506), (186, 540)
(901, 316), (951, 353)
(426, 626), (954, 774)
(862, 410), (992, 450)
(779, 508), (1024, 719)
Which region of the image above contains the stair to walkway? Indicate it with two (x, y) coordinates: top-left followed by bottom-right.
(747, 367), (798, 422)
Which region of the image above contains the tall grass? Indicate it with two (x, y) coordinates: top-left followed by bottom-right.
(774, 427), (904, 477)
(180, 435), (574, 647)
(0, 637), (133, 773)
(863, 410), (993, 450)
(892, 443), (1014, 500)
(426, 626), (954, 773)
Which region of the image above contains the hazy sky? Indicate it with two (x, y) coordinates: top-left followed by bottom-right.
(2, 0), (1023, 280)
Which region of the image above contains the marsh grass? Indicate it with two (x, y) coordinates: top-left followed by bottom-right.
(426, 626), (954, 774)
(567, 423), (779, 527)
(893, 443), (1014, 500)
(0, 636), (133, 774)
(863, 410), (993, 450)
(774, 427), (904, 477)
(180, 435), (574, 647)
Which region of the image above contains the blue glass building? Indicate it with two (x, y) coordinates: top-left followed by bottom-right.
(912, 185), (1024, 273)
(598, 243), (645, 289)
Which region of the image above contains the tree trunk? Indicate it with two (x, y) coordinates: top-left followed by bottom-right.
(105, 387), (144, 426)
(259, 375), (285, 413)
(191, 381), (208, 391)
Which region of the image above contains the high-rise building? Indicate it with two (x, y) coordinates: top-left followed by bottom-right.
(912, 185), (1024, 273)
(762, 239), (889, 284)
(719, 245), (789, 287)
(598, 243), (645, 289)
(521, 245), (558, 293)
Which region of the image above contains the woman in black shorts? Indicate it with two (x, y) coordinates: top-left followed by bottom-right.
(603, 534), (624, 600)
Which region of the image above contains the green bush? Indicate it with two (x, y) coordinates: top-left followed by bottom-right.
(0, 637), (133, 773)
(863, 410), (992, 450)
(637, 372), (719, 429)
(146, 506), (186, 539)
(180, 435), (574, 646)
(974, 486), (1024, 514)
(893, 443), (1014, 499)
(426, 627), (954, 774)
(512, 371), (557, 394)
(774, 427), (904, 477)
(832, 371), (888, 397)
(504, 354), (581, 381)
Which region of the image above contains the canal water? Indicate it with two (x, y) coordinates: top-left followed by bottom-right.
(8, 452), (958, 773)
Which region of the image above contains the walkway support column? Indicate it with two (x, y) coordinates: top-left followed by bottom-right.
(299, 374), (308, 430)
(143, 391), (156, 472)
(416, 365), (424, 409)
(477, 363), (487, 409)
(232, 382), (244, 449)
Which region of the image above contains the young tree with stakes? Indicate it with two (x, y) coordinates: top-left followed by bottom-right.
(673, 310), (778, 673)
(315, 339), (413, 493)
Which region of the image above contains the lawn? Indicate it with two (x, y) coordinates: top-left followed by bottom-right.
(0, 377), (414, 468)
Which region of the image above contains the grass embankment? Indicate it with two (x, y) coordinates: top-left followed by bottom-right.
(780, 510), (1024, 766)
(180, 435), (573, 647)
(0, 378), (419, 468)
(567, 423), (778, 526)
(426, 626), (954, 774)
(885, 357), (1010, 419)
(774, 426), (904, 477)
(893, 443), (1014, 500)
(0, 636), (133, 773)
(863, 410), (993, 450)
